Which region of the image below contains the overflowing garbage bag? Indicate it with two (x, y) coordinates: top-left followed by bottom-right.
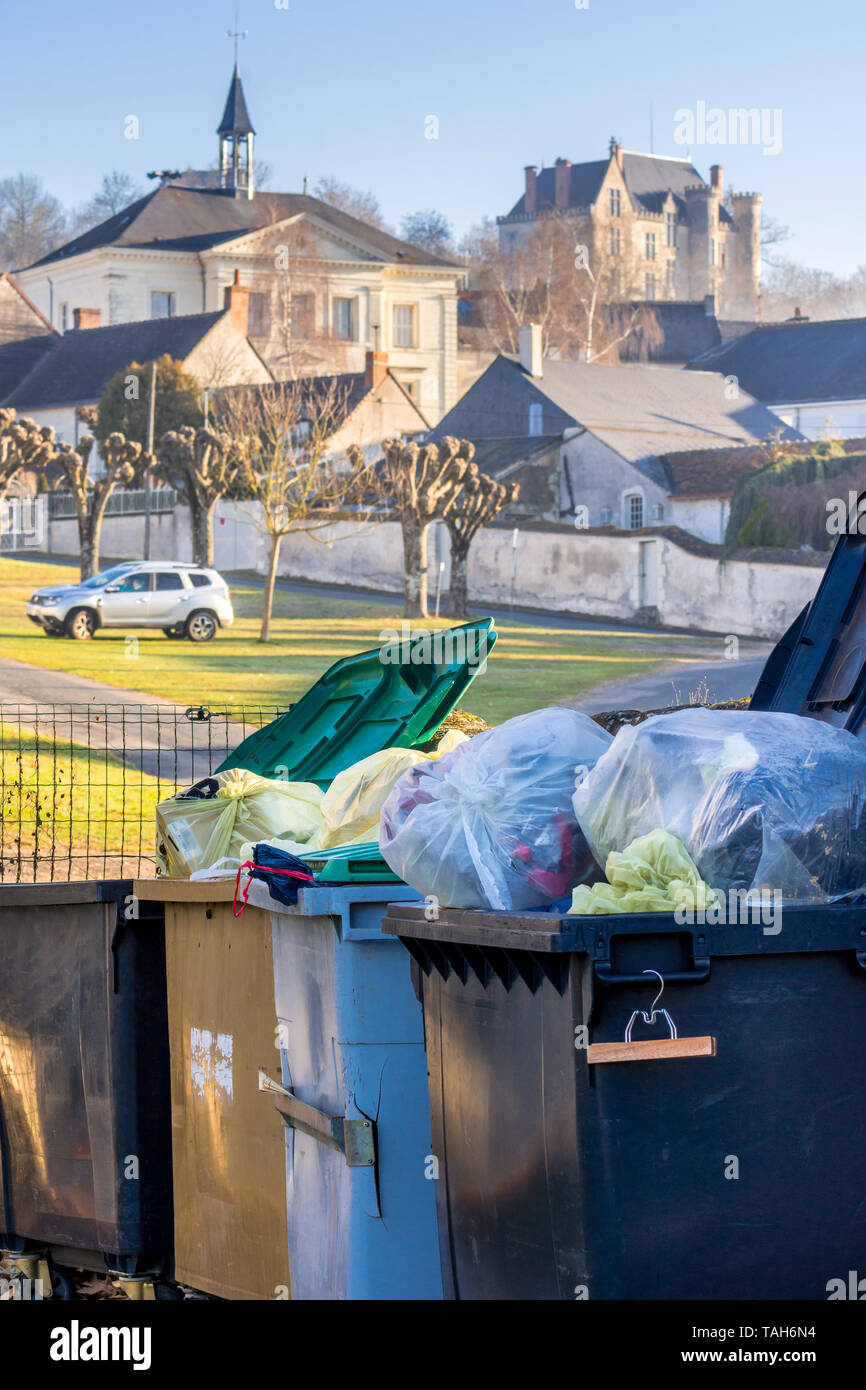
(569, 829), (718, 915)
(573, 707), (866, 901)
(379, 708), (612, 910)
(156, 768), (323, 876)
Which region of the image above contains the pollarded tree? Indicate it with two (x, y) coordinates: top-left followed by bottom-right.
(0, 409), (57, 490)
(53, 432), (145, 579)
(442, 465), (520, 617)
(353, 436), (474, 618)
(156, 426), (245, 567)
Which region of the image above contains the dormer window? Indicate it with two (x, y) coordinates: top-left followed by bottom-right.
(528, 402), (543, 436)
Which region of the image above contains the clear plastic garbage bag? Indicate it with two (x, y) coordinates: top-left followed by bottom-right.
(379, 708), (612, 910)
(156, 768), (323, 877)
(573, 707), (866, 901)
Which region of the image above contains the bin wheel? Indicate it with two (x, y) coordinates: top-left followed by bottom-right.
(186, 610), (217, 643)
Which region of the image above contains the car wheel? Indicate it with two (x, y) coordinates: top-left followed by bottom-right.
(66, 608), (97, 641)
(186, 610), (217, 643)
(162, 626), (185, 639)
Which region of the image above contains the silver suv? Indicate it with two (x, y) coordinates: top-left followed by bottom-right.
(26, 563), (234, 642)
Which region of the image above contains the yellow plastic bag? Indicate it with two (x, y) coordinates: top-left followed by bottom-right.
(569, 829), (719, 916)
(156, 768), (324, 877)
(317, 728), (468, 850)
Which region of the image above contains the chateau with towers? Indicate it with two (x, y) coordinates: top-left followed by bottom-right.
(498, 139), (761, 318)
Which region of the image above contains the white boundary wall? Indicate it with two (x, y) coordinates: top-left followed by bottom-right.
(42, 507), (823, 640)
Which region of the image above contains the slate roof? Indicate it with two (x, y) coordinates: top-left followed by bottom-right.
(3, 311), (224, 409)
(467, 435), (561, 477)
(688, 317), (866, 406)
(218, 66), (255, 135)
(0, 336), (58, 403)
(219, 368), (430, 434)
(504, 150), (731, 221)
(26, 185), (459, 270)
(429, 355), (801, 488)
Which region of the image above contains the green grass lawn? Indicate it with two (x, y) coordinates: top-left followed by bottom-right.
(0, 556), (734, 724)
(0, 720), (162, 881)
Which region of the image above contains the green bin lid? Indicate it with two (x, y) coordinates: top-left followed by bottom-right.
(216, 617), (496, 787)
(300, 842), (402, 885)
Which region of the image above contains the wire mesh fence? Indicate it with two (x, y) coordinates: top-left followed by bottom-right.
(0, 703), (289, 882)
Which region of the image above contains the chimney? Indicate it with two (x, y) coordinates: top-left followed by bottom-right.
(703, 293), (717, 317)
(72, 307), (101, 330)
(710, 164), (723, 197)
(365, 349), (388, 388)
(609, 136), (623, 172)
(223, 269), (250, 335)
(518, 323), (543, 379)
(524, 165), (538, 216)
(554, 157), (572, 209)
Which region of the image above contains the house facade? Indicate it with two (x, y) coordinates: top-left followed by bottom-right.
(13, 68), (462, 424)
(498, 142), (761, 319)
(428, 327), (801, 544)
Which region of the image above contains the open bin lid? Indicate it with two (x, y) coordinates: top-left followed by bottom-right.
(750, 524), (866, 737)
(216, 617), (496, 785)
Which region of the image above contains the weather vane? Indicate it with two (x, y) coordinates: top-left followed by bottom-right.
(226, 4), (248, 64)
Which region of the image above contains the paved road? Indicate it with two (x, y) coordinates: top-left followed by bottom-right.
(0, 655), (257, 785)
(567, 654), (770, 715)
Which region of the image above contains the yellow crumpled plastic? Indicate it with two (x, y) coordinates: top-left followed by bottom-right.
(238, 728), (470, 863)
(315, 727), (468, 850)
(569, 829), (719, 915)
(156, 767), (324, 877)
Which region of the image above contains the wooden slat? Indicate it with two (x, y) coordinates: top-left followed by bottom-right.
(587, 1035), (717, 1064)
(134, 877), (238, 903)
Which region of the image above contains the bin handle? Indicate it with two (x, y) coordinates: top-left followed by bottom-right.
(595, 958), (711, 986)
(258, 1070), (376, 1168)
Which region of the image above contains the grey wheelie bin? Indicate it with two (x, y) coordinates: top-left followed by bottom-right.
(384, 524), (866, 1300)
(0, 881), (171, 1296)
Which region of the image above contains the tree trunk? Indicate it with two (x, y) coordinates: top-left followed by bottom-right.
(75, 490), (95, 580)
(402, 517), (429, 618)
(442, 539), (469, 618)
(260, 532), (282, 642)
(190, 498), (216, 567)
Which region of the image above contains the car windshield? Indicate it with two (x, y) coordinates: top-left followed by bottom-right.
(80, 565), (134, 590)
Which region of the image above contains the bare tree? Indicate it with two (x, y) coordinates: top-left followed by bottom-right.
(356, 436), (473, 617)
(52, 433), (145, 579)
(465, 214), (651, 363)
(218, 380), (373, 641)
(156, 427), (245, 567)
(312, 177), (390, 231)
(441, 465), (520, 617)
(0, 174), (67, 270)
(400, 210), (454, 257)
(0, 410), (57, 490)
(251, 209), (353, 380)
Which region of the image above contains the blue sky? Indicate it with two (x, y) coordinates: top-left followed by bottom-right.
(2, 0), (859, 273)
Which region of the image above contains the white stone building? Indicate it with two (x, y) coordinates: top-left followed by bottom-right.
(13, 67), (463, 424)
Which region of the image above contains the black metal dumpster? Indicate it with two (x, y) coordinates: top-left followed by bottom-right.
(0, 882), (172, 1286)
(384, 899), (866, 1300)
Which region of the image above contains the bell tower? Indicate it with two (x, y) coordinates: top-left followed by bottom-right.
(218, 65), (256, 199)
